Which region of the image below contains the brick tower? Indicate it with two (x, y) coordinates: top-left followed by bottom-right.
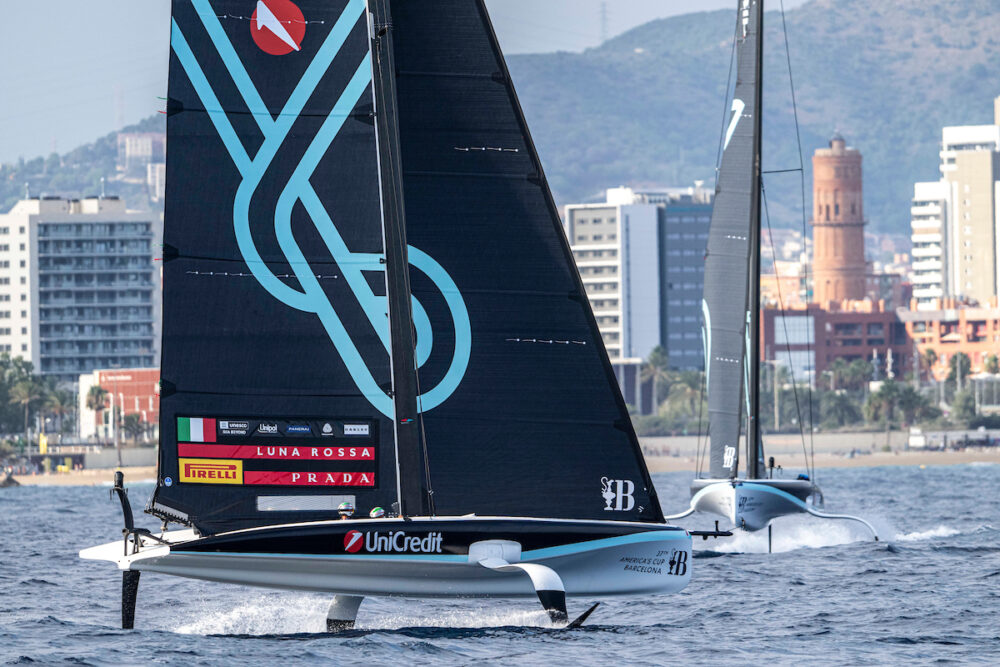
(811, 132), (866, 305)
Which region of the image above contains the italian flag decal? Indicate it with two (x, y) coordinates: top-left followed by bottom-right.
(177, 417), (216, 443)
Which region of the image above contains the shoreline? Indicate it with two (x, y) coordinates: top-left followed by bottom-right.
(7, 449), (999, 486)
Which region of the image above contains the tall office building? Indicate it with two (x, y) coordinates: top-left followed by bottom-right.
(911, 96), (1000, 307)
(811, 133), (867, 305)
(564, 184), (712, 369)
(910, 181), (950, 310)
(0, 197), (160, 383)
(939, 116), (1000, 304)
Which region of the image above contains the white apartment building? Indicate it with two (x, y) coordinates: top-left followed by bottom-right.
(910, 181), (949, 310)
(564, 184), (713, 367)
(564, 190), (661, 361)
(0, 197), (160, 383)
(910, 96), (1000, 307)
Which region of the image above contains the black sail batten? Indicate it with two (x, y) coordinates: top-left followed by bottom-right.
(387, 0), (663, 522)
(368, 0), (429, 516)
(151, 0), (400, 533)
(703, 0), (763, 480)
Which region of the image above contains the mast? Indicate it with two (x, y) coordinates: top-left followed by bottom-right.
(746, 0), (764, 479)
(369, 0), (429, 515)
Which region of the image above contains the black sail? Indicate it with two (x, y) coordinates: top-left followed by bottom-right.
(387, 0), (663, 522)
(152, 0), (663, 531)
(153, 0), (399, 532)
(702, 0), (763, 479)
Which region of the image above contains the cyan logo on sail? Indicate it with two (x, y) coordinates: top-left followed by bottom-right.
(171, 0), (471, 418)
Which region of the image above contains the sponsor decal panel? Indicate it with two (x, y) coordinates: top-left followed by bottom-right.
(341, 530), (443, 554)
(179, 458), (242, 484)
(177, 417), (216, 443)
(177, 444), (374, 460)
(256, 422), (279, 436)
(618, 549), (688, 576)
(286, 424), (312, 436)
(251, 0), (306, 56)
(218, 420), (250, 436)
(343, 424), (369, 436)
(244, 471), (375, 486)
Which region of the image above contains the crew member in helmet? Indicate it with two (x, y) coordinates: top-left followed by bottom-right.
(369, 506), (385, 519)
(338, 501), (354, 520)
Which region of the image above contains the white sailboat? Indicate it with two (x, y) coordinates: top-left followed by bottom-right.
(665, 0), (877, 542)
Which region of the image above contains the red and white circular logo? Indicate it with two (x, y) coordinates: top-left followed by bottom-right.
(251, 0), (306, 56)
(343, 530), (364, 553)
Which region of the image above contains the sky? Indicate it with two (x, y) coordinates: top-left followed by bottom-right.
(0, 0), (807, 164)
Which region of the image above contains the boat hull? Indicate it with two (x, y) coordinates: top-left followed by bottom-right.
(81, 517), (691, 597)
(689, 478), (816, 532)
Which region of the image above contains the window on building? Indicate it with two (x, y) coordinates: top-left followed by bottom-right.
(20, 327), (26, 335)
(20, 344), (26, 352)
(834, 203), (840, 216)
(825, 205), (830, 221)
(18, 244), (24, 251)
(18, 277), (24, 285)
(18, 261), (24, 268)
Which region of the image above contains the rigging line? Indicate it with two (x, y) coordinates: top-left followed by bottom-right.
(761, 179), (812, 482)
(762, 168), (802, 174)
(779, 0), (816, 478)
(695, 373), (708, 478)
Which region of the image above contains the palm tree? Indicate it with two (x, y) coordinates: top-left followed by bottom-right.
(921, 347), (938, 381)
(845, 358), (874, 391)
(86, 385), (109, 440)
(947, 352), (971, 391)
(122, 414), (146, 443)
(985, 354), (999, 375)
(827, 357), (849, 391)
(896, 384), (930, 426)
(9, 378), (43, 448)
(665, 370), (703, 417)
(44, 388), (74, 435)
(641, 346), (672, 406)
(822, 390), (860, 428)
(866, 380), (901, 449)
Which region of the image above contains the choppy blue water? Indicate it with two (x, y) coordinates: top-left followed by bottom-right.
(2, 464), (998, 665)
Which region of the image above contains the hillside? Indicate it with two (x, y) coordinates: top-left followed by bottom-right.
(0, 116), (164, 213)
(507, 0), (1000, 231)
(4, 0), (999, 235)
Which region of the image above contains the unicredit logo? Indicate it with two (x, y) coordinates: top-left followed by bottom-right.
(343, 530), (364, 553)
(251, 0), (306, 55)
(342, 531), (444, 554)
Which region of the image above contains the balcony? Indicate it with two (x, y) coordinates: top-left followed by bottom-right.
(911, 246), (943, 258)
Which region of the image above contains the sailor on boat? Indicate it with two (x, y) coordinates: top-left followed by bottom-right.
(369, 507), (386, 519)
(338, 502), (355, 520)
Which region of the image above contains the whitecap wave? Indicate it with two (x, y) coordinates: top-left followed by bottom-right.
(168, 593), (552, 635)
(171, 592), (328, 635)
(693, 515), (873, 553)
(894, 525), (960, 542)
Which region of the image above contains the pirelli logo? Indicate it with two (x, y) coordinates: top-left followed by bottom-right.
(179, 458), (243, 485)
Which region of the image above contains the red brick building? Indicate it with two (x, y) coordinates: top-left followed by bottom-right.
(78, 367), (160, 441)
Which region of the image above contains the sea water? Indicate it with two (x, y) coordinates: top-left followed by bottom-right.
(1, 464), (998, 665)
